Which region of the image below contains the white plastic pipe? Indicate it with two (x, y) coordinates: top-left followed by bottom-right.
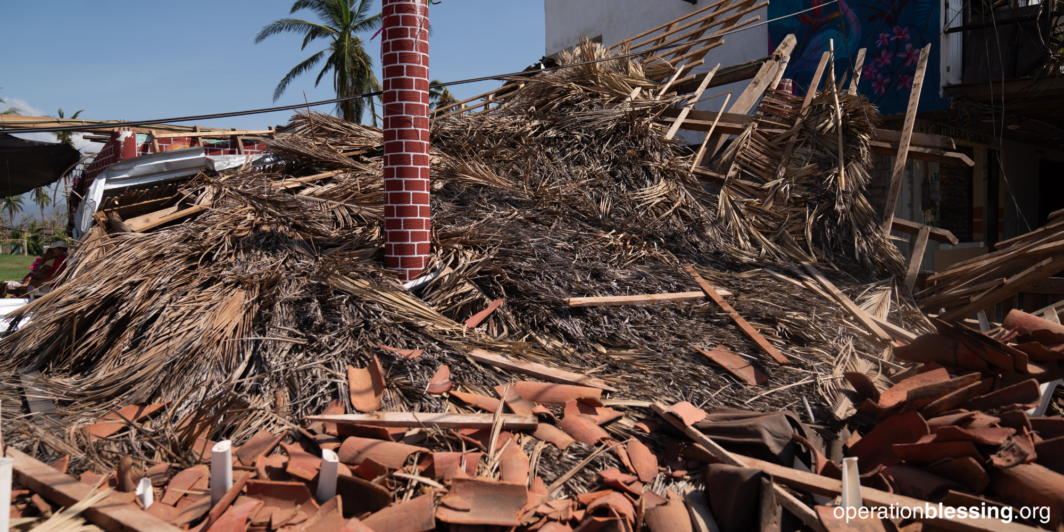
(135, 477), (153, 509)
(0, 457), (10, 532)
(840, 456), (863, 509)
(211, 440), (233, 506)
(317, 449), (339, 503)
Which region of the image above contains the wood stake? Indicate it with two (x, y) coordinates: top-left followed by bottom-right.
(904, 226), (931, 292)
(881, 44), (931, 234)
(690, 93), (731, 171)
(848, 48), (867, 95)
(666, 64), (721, 140)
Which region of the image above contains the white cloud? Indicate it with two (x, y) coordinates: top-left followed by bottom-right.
(0, 97), (46, 117)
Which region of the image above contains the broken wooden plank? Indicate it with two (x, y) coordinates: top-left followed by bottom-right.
(693, 346), (767, 385)
(126, 203), (209, 233)
(801, 263), (892, 343)
(940, 254), (1064, 322)
(904, 226), (931, 292)
(9, 447), (184, 532)
(467, 349), (618, 392)
(690, 93), (731, 171)
(705, 35), (797, 160)
(684, 265), (789, 364)
(305, 413), (538, 431)
(891, 218), (959, 245)
(106, 211), (131, 233)
(873, 129), (955, 151)
(847, 48), (866, 95)
(868, 315), (918, 345)
(869, 141), (973, 167)
(881, 44), (931, 234)
(564, 290), (731, 307)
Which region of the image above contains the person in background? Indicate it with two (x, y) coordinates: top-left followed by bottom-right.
(0, 242), (69, 298)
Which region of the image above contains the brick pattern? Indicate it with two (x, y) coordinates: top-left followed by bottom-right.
(382, 0), (431, 281)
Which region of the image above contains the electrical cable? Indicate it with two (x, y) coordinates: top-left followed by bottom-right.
(0, 0), (838, 136)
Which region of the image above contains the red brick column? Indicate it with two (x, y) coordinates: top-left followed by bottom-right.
(382, 0), (430, 282)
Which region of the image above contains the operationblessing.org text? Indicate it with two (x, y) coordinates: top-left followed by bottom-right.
(833, 503), (1052, 525)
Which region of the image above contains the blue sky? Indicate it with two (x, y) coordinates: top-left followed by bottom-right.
(1, 1), (546, 132)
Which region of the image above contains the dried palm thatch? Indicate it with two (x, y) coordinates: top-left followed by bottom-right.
(714, 87), (905, 276)
(0, 40), (922, 484)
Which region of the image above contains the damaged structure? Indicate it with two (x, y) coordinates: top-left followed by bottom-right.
(0, 2), (1063, 532)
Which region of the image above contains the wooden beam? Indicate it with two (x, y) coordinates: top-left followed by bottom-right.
(891, 218), (959, 245)
(940, 254), (1064, 322)
(869, 142), (973, 166)
(672, 56), (768, 94)
(905, 226), (931, 292)
(881, 44), (931, 234)
(467, 349), (618, 392)
(565, 290), (732, 307)
(873, 129), (955, 151)
(684, 265), (789, 364)
(802, 263), (893, 343)
(666, 64), (720, 140)
(153, 128), (275, 139)
(9, 447), (184, 532)
(304, 413), (538, 431)
(704, 34), (797, 160)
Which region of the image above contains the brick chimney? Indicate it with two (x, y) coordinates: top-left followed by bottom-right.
(381, 0), (430, 282)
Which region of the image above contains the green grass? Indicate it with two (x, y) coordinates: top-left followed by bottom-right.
(0, 254), (36, 282)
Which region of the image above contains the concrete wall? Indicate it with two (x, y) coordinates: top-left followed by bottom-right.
(544, 0), (770, 144)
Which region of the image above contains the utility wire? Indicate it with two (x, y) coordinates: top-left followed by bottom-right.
(1, 1), (837, 136)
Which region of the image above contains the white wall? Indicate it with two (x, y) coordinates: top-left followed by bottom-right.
(544, 0), (771, 144)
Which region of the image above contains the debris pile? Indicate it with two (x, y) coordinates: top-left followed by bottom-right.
(0, 5), (1061, 532)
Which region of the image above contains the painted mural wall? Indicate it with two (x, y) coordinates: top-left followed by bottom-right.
(768, 0), (950, 116)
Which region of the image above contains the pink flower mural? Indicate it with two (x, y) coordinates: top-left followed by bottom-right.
(897, 73), (913, 91)
(891, 25), (910, 41)
(877, 32), (891, 47)
(872, 73), (890, 95)
(897, 43), (920, 67)
(875, 48), (892, 67)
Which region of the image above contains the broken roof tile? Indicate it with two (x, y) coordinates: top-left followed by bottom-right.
(427, 365), (453, 395)
(436, 478), (528, 527)
(348, 356), (386, 413)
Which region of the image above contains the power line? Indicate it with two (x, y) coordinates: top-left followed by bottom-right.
(0, 1), (837, 136)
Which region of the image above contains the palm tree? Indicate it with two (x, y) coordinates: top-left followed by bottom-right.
(0, 87), (20, 115)
(0, 196), (24, 253)
(255, 0), (382, 124)
(55, 108), (85, 145)
(428, 80), (458, 118)
(0, 196), (24, 228)
(30, 187), (51, 223)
